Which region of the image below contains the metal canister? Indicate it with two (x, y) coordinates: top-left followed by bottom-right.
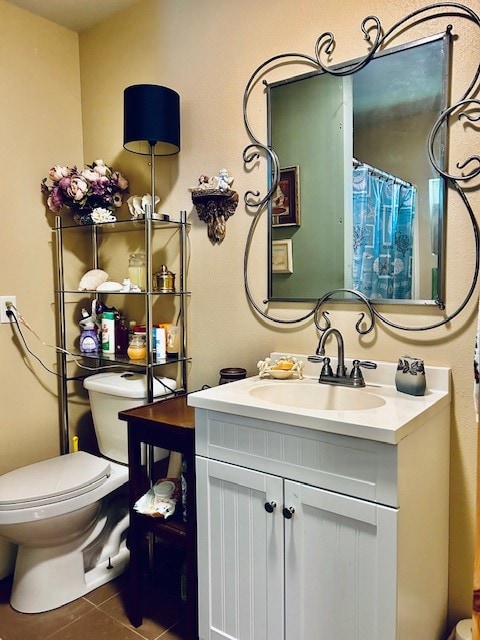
(154, 264), (175, 292)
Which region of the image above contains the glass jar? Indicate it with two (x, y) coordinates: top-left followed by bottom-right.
(127, 334), (147, 360)
(128, 253), (146, 290)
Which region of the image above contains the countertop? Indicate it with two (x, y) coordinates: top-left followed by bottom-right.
(188, 354), (451, 444)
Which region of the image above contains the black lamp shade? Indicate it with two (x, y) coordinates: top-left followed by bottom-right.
(124, 84), (180, 156)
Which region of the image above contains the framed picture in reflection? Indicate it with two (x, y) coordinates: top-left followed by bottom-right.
(272, 239), (294, 274)
(272, 166), (300, 227)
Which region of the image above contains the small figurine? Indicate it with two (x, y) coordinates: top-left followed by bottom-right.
(127, 194), (161, 219)
(214, 168), (234, 192)
(120, 278), (141, 293)
(196, 175), (215, 191)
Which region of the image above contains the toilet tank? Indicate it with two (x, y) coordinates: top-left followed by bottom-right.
(83, 372), (177, 464)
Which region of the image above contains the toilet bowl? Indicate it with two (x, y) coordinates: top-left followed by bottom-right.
(0, 372), (176, 613)
(0, 452), (129, 613)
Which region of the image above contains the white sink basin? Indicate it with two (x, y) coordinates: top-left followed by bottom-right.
(188, 353), (451, 444)
(249, 382), (386, 411)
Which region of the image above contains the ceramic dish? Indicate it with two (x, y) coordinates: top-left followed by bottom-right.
(268, 369), (294, 380)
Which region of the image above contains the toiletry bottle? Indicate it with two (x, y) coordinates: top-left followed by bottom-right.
(152, 325), (157, 357)
(101, 311), (115, 354)
(166, 325), (179, 357)
(128, 320), (137, 343)
(115, 315), (129, 356)
(79, 322), (99, 353)
(155, 326), (166, 360)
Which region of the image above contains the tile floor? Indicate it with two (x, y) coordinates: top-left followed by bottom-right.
(0, 552), (187, 640)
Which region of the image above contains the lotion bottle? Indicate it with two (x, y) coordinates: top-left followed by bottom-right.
(101, 311), (115, 354)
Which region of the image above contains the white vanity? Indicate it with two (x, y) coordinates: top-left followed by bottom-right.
(188, 354), (451, 640)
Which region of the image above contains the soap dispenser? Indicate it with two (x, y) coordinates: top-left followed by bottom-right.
(80, 321), (100, 353)
(78, 304), (100, 353)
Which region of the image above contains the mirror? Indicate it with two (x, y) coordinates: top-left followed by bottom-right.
(268, 32), (450, 304)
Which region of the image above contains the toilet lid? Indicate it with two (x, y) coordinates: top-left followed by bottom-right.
(0, 452), (111, 510)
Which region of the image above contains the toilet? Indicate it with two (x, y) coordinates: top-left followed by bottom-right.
(0, 372), (176, 613)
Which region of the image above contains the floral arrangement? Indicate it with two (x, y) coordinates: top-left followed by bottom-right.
(41, 159), (129, 224)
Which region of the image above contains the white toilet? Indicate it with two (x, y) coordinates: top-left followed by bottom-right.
(0, 372), (175, 613)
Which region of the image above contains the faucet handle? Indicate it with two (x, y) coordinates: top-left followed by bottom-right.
(350, 359), (377, 385)
(357, 360), (377, 370)
(321, 357), (334, 377)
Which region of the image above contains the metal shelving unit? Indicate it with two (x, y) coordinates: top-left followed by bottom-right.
(53, 211), (190, 454)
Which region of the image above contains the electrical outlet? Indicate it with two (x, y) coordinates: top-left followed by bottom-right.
(0, 296), (17, 323)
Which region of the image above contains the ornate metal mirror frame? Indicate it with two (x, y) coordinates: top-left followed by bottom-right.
(242, 2), (480, 333)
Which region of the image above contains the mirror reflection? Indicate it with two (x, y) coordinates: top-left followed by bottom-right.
(268, 32), (450, 303)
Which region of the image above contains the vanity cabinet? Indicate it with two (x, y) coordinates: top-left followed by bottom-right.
(53, 212), (190, 452)
(194, 405), (450, 640)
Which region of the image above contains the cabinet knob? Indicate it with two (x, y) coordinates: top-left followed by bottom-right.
(264, 501), (276, 513)
(282, 506), (295, 519)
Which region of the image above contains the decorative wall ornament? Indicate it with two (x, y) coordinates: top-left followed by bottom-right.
(190, 170), (239, 243)
(242, 3), (480, 333)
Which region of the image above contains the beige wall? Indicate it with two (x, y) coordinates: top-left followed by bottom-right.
(0, 1), (83, 574)
(1, 0), (479, 627)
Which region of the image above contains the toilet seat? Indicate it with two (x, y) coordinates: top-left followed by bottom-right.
(0, 452), (111, 510)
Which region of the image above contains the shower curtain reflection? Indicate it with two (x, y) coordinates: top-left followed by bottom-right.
(352, 162), (417, 300)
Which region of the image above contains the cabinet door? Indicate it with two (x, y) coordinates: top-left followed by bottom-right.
(284, 481), (397, 640)
(196, 457), (284, 640)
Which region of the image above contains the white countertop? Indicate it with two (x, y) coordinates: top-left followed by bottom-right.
(188, 354), (451, 444)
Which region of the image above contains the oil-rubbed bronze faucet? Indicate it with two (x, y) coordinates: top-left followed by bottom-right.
(317, 328), (346, 377)
(308, 327), (377, 387)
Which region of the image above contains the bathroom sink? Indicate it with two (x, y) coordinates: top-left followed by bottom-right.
(248, 382), (386, 411)
(188, 353), (451, 444)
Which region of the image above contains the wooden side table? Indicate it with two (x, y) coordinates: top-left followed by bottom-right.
(119, 395), (197, 638)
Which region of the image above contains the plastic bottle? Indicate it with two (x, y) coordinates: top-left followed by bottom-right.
(79, 322), (99, 353)
(155, 326), (166, 360)
(166, 325), (180, 357)
(101, 311), (115, 354)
